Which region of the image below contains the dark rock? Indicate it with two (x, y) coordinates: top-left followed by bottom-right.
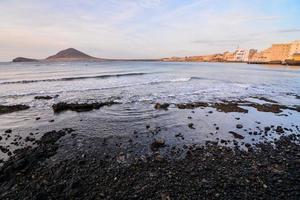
(151, 138), (165, 150)
(154, 154), (164, 162)
(154, 103), (170, 110)
(0, 105), (30, 115)
(1, 130), (300, 199)
(213, 102), (248, 113)
(229, 131), (245, 139)
(13, 158), (28, 170)
(249, 104), (289, 113)
(175, 100), (298, 114)
(236, 124), (243, 129)
(276, 126), (284, 134)
(176, 102), (209, 109)
(34, 96), (53, 100)
(0, 146), (9, 153)
(175, 133), (184, 140)
(34, 191), (49, 200)
(251, 96), (278, 103)
(220, 139), (227, 144)
(264, 127), (271, 133)
(5, 129), (12, 134)
(25, 137), (35, 142)
(188, 123), (195, 129)
(52, 101), (118, 113)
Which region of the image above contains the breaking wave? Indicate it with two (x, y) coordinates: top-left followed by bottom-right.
(0, 76), (200, 98)
(0, 72), (148, 85)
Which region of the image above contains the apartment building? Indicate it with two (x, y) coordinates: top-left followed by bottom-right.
(288, 40), (300, 59)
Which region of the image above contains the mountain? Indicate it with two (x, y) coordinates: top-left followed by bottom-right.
(46, 48), (98, 61)
(12, 57), (38, 62)
(12, 48), (160, 62)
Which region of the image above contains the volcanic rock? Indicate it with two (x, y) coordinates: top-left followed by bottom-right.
(151, 138), (165, 150)
(52, 101), (118, 113)
(154, 103), (170, 110)
(0, 105), (30, 115)
(229, 131), (245, 139)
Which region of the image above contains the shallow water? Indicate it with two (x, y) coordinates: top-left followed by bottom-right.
(0, 61), (300, 161)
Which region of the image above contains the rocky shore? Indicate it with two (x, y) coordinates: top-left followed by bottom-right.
(0, 105), (30, 115)
(0, 130), (299, 199)
(52, 101), (119, 113)
(174, 100), (299, 113)
(0, 97), (299, 199)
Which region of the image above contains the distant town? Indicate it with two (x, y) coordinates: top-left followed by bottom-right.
(162, 40), (300, 65)
(12, 40), (300, 66)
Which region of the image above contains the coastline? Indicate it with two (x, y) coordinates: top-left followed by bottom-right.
(1, 97), (300, 199)
(161, 60), (300, 66)
(0, 61), (299, 199)
(1, 0), (300, 198)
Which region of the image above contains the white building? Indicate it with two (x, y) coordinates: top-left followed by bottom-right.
(233, 49), (257, 62)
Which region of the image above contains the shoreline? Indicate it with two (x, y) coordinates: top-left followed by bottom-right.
(1, 97), (299, 161)
(0, 61), (299, 199)
(0, 98), (300, 199)
(162, 60), (300, 66)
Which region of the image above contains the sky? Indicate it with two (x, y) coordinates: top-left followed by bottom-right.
(0, 0), (300, 61)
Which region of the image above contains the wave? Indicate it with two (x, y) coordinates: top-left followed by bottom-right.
(0, 76), (208, 98)
(146, 76), (209, 85)
(148, 77), (192, 85)
(0, 72), (148, 85)
(190, 76), (206, 80)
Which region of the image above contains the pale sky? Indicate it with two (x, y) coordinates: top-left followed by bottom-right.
(0, 0), (300, 61)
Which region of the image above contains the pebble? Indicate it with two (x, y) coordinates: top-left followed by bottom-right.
(151, 138), (166, 150)
(236, 124), (243, 129)
(5, 129), (12, 134)
(188, 123), (195, 129)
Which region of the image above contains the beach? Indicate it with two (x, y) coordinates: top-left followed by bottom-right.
(0, 61), (300, 199)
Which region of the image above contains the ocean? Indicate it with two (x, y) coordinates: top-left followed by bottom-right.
(0, 61), (300, 161)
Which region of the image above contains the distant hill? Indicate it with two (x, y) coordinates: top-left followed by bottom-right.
(12, 48), (160, 62)
(12, 48), (101, 62)
(12, 57), (38, 62)
(46, 48), (98, 61)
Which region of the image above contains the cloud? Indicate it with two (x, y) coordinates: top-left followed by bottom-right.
(0, 0), (299, 61)
(131, 0), (164, 8)
(276, 28), (300, 33)
(192, 39), (251, 46)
